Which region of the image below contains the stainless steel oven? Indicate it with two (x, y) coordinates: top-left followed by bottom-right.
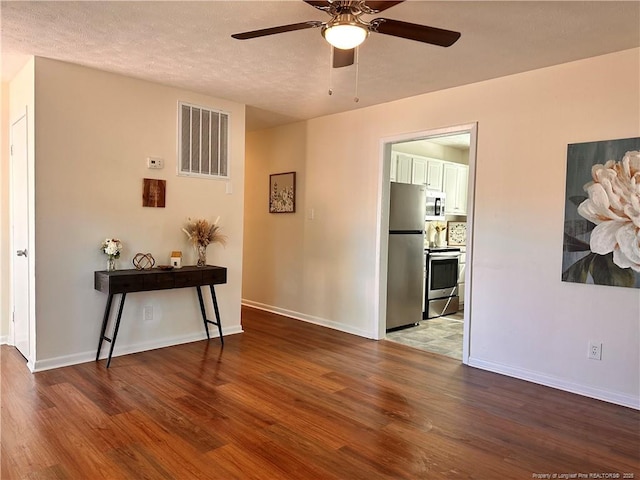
(425, 248), (460, 319)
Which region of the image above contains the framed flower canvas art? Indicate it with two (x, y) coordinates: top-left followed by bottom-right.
(562, 137), (640, 288)
(269, 172), (296, 213)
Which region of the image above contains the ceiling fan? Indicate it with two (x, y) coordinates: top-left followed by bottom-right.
(231, 0), (461, 68)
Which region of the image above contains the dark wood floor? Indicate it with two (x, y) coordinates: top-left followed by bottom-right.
(2, 306), (638, 479)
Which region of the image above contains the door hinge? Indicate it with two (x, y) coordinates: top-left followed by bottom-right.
(10, 144), (14, 156)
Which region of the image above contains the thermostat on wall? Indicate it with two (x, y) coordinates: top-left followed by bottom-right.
(147, 157), (164, 169)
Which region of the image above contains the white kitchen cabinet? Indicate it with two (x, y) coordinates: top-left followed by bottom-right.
(425, 159), (443, 190)
(458, 249), (466, 306)
(443, 163), (469, 215)
(411, 156), (427, 185)
(392, 152), (447, 191)
(392, 152), (412, 184)
(390, 152), (397, 181)
(458, 167), (468, 214)
(396, 153), (444, 188)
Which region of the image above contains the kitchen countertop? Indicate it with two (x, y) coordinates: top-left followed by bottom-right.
(425, 246), (462, 252)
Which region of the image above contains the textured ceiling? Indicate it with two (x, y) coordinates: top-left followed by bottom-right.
(2, 1), (639, 131)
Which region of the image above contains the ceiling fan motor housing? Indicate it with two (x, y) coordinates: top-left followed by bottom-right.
(322, 13), (370, 49)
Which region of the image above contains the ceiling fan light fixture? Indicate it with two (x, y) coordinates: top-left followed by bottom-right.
(322, 14), (368, 50)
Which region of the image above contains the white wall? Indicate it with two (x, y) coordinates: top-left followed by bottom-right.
(1, 81), (10, 344)
(23, 58), (244, 369)
(244, 48), (640, 408)
(243, 123), (307, 314)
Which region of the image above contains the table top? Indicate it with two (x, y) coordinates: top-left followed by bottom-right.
(95, 265), (227, 294)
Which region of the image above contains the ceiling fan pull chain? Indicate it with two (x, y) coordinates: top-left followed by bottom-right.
(328, 46), (334, 95)
(354, 47), (360, 103)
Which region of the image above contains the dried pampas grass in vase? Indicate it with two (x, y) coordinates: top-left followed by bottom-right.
(182, 217), (227, 267)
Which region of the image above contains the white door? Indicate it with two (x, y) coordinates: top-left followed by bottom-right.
(11, 114), (30, 360)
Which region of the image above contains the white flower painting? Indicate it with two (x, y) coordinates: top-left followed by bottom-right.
(269, 172), (296, 214)
(562, 137), (640, 288)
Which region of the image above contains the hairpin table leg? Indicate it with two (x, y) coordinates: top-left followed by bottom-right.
(196, 286), (210, 340)
(96, 294), (114, 361)
(196, 285), (223, 345)
(209, 284), (224, 346)
(106, 293), (127, 368)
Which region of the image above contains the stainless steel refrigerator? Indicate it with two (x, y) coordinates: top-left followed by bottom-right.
(386, 182), (426, 331)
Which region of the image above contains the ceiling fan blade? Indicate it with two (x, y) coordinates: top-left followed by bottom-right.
(333, 48), (355, 68)
(370, 18), (461, 47)
(303, 0), (332, 11)
(364, 1), (405, 13)
(231, 21), (323, 40)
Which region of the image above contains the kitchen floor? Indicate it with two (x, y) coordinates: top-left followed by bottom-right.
(385, 310), (464, 360)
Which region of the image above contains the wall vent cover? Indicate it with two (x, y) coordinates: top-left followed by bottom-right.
(178, 101), (229, 179)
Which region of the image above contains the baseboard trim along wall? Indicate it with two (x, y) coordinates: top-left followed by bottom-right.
(242, 300), (376, 339)
(468, 357), (639, 410)
(0, 335), (9, 345)
(32, 325), (243, 372)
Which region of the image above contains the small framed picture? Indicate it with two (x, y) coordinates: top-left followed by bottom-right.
(269, 172), (296, 213)
(142, 178), (166, 208)
(447, 221), (467, 246)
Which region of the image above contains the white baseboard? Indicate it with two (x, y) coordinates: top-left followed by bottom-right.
(468, 356), (639, 410)
(0, 335), (10, 345)
(242, 299), (375, 339)
(32, 326), (243, 372)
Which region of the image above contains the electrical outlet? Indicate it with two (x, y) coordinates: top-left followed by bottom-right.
(588, 341), (602, 360)
(143, 305), (153, 322)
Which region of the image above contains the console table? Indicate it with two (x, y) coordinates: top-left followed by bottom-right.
(94, 265), (227, 367)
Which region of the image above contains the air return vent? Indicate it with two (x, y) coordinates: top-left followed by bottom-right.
(178, 102), (229, 179)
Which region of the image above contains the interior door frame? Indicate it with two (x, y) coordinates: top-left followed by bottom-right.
(10, 108), (35, 369)
(375, 123), (478, 364)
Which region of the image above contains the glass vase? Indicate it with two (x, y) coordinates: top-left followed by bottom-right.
(196, 244), (207, 267)
(107, 256), (116, 272)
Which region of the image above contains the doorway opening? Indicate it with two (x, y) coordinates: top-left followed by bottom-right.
(377, 123), (477, 364)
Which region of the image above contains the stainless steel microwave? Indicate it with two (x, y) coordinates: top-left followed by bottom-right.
(425, 191), (446, 220)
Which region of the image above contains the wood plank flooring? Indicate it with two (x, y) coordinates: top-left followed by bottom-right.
(1, 306), (638, 479)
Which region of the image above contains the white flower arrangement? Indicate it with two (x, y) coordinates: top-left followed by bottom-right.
(431, 221), (447, 233)
(427, 221), (448, 247)
(101, 238), (123, 259)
